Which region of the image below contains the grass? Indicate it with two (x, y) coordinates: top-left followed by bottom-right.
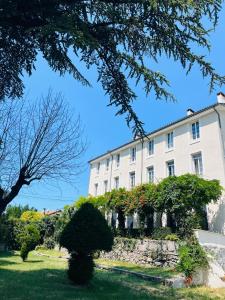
(95, 258), (178, 278)
(0, 251), (225, 300)
(34, 248), (177, 278)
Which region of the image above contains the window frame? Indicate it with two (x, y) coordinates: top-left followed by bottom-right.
(114, 176), (119, 190)
(192, 152), (203, 175)
(148, 139), (154, 156)
(191, 121), (200, 140)
(104, 180), (108, 193)
(167, 131), (174, 149)
(94, 183), (98, 196)
(106, 158), (110, 171)
(97, 162), (100, 174)
(147, 166), (154, 183)
(130, 147), (136, 163)
(129, 171), (136, 189)
(167, 160), (175, 176)
(116, 153), (120, 168)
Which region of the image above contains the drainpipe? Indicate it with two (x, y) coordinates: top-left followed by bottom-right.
(213, 107), (225, 188)
(140, 141), (144, 184)
(214, 107), (225, 157)
(109, 152), (113, 191)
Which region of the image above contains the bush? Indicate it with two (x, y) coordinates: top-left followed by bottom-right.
(20, 243), (30, 261)
(35, 245), (48, 251)
(17, 224), (40, 261)
(151, 227), (172, 240)
(43, 237), (55, 249)
(164, 234), (179, 241)
(60, 203), (113, 285)
(60, 203), (113, 254)
(20, 211), (43, 222)
(177, 237), (208, 278)
(68, 253), (94, 285)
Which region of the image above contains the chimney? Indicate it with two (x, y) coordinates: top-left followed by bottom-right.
(187, 108), (194, 116)
(217, 92), (225, 104)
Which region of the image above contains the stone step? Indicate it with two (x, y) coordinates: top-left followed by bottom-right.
(95, 264), (185, 288)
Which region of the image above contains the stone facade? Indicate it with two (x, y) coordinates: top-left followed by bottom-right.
(100, 237), (178, 267)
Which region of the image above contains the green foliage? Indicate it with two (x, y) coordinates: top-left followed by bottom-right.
(5, 205), (36, 220)
(20, 243), (30, 261)
(20, 211), (43, 222)
(60, 203), (113, 254)
(54, 205), (76, 243)
(17, 224), (41, 261)
(0, 1), (224, 135)
(43, 237), (55, 250)
(127, 184), (156, 234)
(105, 188), (129, 233)
(68, 253), (94, 285)
(164, 234), (179, 241)
(177, 237), (208, 278)
(157, 174), (222, 235)
(60, 203), (113, 285)
(35, 245), (48, 251)
(75, 195), (108, 214)
(152, 227), (172, 240)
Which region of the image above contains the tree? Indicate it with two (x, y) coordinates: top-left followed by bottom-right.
(20, 211), (43, 222)
(127, 183), (157, 235)
(5, 204), (36, 220)
(105, 188), (129, 233)
(157, 174), (223, 235)
(0, 1), (224, 135)
(0, 92), (85, 215)
(60, 203), (113, 285)
(17, 223), (41, 261)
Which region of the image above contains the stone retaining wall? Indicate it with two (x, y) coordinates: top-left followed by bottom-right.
(100, 237), (178, 267)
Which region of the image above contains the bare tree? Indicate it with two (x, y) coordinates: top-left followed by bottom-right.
(0, 92), (85, 215)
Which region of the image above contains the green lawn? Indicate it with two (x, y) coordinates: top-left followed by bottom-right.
(0, 251), (225, 300)
(95, 258), (177, 278)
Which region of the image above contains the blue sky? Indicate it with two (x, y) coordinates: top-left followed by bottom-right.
(14, 7), (225, 211)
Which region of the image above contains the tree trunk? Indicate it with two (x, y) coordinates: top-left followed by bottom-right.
(117, 209), (125, 235)
(154, 212), (163, 228)
(146, 212), (154, 236)
(0, 200), (8, 216)
(166, 212), (176, 232)
(0, 167), (27, 215)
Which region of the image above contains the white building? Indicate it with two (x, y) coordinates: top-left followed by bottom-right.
(88, 93), (225, 234)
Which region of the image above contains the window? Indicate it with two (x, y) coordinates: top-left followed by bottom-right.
(148, 139), (154, 156)
(192, 121), (200, 140)
(116, 154), (120, 168)
(130, 172), (136, 188)
(147, 166), (154, 183)
(104, 180), (108, 193)
(130, 147), (136, 162)
(192, 153), (203, 175)
(167, 160), (175, 176)
(167, 132), (174, 149)
(97, 162), (100, 174)
(106, 158), (110, 171)
(114, 177), (119, 190)
(94, 183), (98, 196)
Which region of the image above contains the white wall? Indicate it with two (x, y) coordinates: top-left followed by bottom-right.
(88, 105), (225, 234)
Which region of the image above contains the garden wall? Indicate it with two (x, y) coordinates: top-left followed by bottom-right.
(100, 237), (178, 267)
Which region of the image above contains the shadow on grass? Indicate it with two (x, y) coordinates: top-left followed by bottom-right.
(0, 251), (18, 258)
(23, 260), (43, 263)
(108, 264), (176, 278)
(0, 265), (216, 300)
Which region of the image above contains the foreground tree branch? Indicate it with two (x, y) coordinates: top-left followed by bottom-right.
(0, 0), (224, 135)
(0, 92), (85, 215)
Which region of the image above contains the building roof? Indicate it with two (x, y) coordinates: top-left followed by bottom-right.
(89, 102), (221, 163)
(43, 209), (62, 216)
